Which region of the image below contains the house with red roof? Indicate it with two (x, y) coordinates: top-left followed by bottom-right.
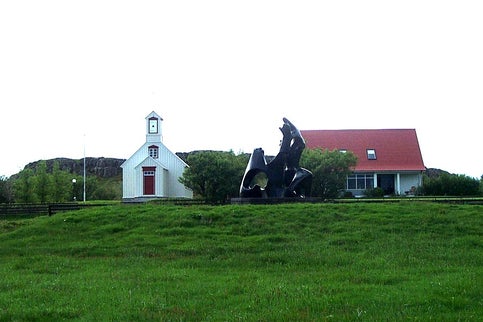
(301, 129), (425, 196)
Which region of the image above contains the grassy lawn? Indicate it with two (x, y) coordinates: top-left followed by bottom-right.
(0, 202), (481, 321)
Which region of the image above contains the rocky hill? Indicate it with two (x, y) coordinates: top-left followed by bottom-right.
(24, 157), (125, 178)
(425, 168), (450, 178)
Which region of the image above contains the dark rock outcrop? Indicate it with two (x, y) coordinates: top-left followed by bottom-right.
(425, 168), (450, 178)
(24, 157), (125, 178)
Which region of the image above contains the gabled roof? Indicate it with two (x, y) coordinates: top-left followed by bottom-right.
(301, 129), (425, 172)
(146, 111), (163, 121)
(134, 156), (168, 171)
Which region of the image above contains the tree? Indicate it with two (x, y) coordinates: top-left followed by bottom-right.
(13, 168), (37, 203)
(91, 177), (121, 200)
(12, 162), (82, 203)
(51, 161), (71, 202)
(179, 151), (248, 203)
(0, 176), (14, 204)
(300, 148), (357, 199)
(34, 161), (51, 203)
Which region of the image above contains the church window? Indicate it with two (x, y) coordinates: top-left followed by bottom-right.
(148, 117), (158, 134)
(148, 145), (159, 159)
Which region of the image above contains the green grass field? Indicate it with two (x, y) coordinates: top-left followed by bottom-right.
(0, 202), (481, 321)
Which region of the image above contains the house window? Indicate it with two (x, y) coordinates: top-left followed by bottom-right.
(366, 149), (377, 160)
(148, 145), (159, 159)
(347, 174), (374, 190)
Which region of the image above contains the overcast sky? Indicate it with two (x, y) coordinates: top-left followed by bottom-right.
(1, 1), (482, 178)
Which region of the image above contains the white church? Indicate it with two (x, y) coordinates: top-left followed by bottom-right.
(121, 111), (193, 201)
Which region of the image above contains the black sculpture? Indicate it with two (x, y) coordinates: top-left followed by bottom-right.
(240, 118), (313, 198)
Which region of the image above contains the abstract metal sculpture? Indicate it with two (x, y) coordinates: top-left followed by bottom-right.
(240, 118), (313, 198)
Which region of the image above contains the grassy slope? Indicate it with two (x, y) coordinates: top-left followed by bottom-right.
(0, 202), (481, 321)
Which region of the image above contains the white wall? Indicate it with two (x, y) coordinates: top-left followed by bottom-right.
(399, 172), (422, 195)
(121, 142), (193, 199)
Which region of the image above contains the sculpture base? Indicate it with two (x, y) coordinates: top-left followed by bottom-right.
(231, 197), (322, 205)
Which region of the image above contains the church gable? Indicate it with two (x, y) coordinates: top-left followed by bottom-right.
(134, 156), (167, 171)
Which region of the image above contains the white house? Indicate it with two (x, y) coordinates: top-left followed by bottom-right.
(301, 129), (426, 196)
(121, 111), (193, 201)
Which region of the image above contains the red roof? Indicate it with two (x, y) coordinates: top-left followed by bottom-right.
(301, 129), (425, 172)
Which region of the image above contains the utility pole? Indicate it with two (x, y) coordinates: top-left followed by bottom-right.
(83, 134), (86, 203)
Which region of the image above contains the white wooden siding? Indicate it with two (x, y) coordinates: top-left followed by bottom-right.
(121, 141), (193, 199)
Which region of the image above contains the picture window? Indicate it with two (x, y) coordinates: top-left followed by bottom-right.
(347, 174), (374, 190)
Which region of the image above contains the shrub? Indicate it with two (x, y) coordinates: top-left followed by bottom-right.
(421, 173), (480, 196)
(341, 191), (354, 198)
(364, 187), (385, 198)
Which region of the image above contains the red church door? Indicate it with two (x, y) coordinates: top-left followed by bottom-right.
(143, 167), (156, 195)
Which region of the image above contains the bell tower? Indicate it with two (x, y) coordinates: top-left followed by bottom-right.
(145, 111), (163, 143)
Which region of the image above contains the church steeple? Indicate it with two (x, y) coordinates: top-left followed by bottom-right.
(145, 111), (163, 142)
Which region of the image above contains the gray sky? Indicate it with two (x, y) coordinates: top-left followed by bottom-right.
(1, 1), (482, 178)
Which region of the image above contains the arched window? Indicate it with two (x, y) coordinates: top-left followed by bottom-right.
(148, 145), (159, 159)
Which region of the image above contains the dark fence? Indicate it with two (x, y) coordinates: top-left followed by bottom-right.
(0, 203), (108, 218)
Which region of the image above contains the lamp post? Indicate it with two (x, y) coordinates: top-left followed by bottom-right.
(72, 178), (77, 201)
